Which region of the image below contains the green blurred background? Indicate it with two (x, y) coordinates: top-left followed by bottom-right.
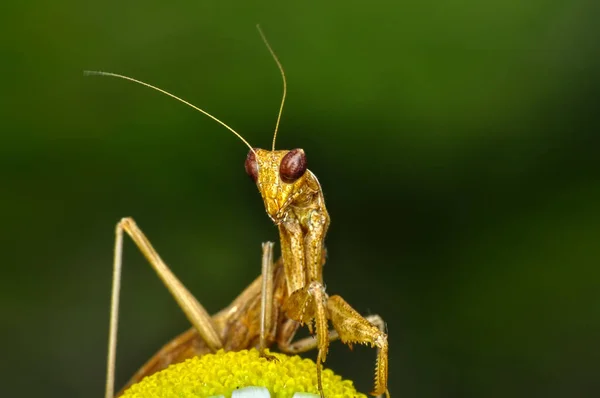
(1, 1), (599, 397)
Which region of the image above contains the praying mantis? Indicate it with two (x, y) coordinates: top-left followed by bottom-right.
(89, 26), (389, 398)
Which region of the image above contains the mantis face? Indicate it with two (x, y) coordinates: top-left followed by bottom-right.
(245, 148), (308, 224)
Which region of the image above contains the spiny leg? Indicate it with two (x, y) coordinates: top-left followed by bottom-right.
(328, 295), (389, 398)
(283, 281), (330, 398)
(278, 208), (330, 397)
(313, 283), (329, 398)
(279, 314), (384, 354)
(278, 313), (388, 398)
(359, 316), (389, 398)
(105, 217), (223, 398)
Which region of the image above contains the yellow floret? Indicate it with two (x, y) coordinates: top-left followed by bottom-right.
(121, 349), (366, 398)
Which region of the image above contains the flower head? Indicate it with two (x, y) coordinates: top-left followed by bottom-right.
(121, 349), (365, 398)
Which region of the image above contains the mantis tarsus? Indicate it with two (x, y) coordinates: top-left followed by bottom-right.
(89, 25), (389, 398)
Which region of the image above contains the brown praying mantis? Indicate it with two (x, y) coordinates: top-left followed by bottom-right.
(88, 26), (389, 398)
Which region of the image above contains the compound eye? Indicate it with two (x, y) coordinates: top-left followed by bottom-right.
(245, 149), (259, 182)
(279, 149), (307, 183)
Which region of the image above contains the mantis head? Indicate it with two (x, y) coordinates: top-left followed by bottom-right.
(244, 148), (308, 224)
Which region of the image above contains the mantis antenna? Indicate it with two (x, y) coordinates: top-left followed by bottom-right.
(83, 70), (256, 153)
(256, 24), (287, 152)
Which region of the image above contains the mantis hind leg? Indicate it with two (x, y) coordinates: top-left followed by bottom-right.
(106, 217), (223, 398)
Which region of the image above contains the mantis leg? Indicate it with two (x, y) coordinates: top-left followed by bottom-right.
(282, 280), (329, 398)
(328, 295), (389, 398)
(278, 314), (384, 353)
(105, 217), (223, 398)
(258, 241), (277, 356)
(278, 313), (389, 398)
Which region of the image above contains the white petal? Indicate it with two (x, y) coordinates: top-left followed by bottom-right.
(231, 386), (271, 398)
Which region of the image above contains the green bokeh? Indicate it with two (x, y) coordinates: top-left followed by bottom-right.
(1, 1), (598, 397)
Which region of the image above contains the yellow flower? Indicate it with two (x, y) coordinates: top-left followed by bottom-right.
(121, 349), (366, 398)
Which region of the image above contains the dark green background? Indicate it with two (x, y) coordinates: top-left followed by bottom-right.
(1, 1), (599, 397)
